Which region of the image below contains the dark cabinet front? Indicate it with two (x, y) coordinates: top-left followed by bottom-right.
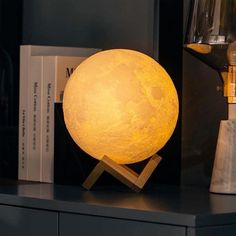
(59, 212), (186, 236)
(0, 204), (58, 236)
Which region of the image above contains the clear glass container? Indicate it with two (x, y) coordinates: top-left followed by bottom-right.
(185, 0), (236, 71)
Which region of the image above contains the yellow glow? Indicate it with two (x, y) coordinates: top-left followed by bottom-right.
(63, 49), (179, 164)
(186, 43), (212, 54)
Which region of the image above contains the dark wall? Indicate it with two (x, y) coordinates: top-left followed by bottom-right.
(0, 0), (22, 179)
(0, 0), (22, 125)
(22, 0), (159, 59)
(182, 0), (227, 187)
(158, 0), (183, 185)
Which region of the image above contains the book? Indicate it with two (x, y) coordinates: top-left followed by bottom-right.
(18, 46), (31, 180)
(41, 56), (87, 183)
(28, 56), (43, 181)
(18, 45), (100, 181)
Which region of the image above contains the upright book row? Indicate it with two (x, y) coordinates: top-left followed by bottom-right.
(18, 45), (100, 183)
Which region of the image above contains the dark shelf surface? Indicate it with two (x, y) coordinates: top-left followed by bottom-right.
(0, 180), (236, 227)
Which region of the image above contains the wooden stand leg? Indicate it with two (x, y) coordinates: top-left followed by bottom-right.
(135, 154), (162, 189)
(82, 162), (105, 190)
(82, 154), (162, 192)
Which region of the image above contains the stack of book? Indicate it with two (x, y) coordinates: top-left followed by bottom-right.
(18, 45), (100, 183)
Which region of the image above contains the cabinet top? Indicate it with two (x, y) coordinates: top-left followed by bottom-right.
(0, 180), (236, 227)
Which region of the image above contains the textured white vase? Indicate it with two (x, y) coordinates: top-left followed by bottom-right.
(210, 120), (236, 194)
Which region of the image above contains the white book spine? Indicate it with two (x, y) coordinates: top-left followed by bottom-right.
(28, 56), (43, 181)
(42, 57), (56, 183)
(18, 46), (31, 180)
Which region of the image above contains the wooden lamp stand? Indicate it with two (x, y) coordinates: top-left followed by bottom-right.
(82, 154), (161, 192)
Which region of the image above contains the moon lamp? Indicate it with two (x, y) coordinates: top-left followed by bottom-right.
(63, 49), (179, 191)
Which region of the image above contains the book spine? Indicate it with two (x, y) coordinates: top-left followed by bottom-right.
(28, 56), (43, 181)
(41, 56), (86, 183)
(42, 57), (56, 183)
(18, 46), (31, 180)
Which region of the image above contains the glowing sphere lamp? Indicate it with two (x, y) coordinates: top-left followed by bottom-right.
(63, 49), (179, 191)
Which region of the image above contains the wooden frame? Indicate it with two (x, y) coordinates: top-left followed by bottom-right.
(82, 154), (162, 192)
